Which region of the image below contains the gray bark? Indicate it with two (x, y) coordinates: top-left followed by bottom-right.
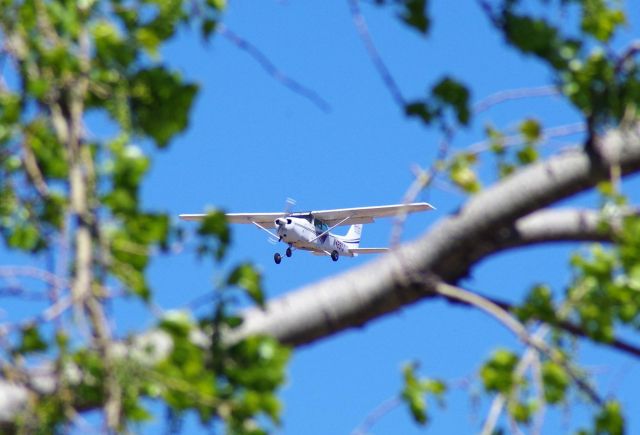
(229, 127), (640, 347)
(1, 126), (640, 426)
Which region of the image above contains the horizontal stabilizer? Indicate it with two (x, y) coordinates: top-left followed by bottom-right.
(179, 214), (207, 221)
(349, 248), (389, 254)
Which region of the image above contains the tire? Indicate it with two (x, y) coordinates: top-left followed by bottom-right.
(274, 253), (282, 264)
(331, 250), (339, 262)
(286, 247), (292, 257)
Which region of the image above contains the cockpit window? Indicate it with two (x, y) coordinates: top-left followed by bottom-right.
(314, 218), (328, 234)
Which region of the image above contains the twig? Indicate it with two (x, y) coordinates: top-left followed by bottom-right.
(0, 266), (68, 289)
(432, 281), (603, 405)
(473, 85), (560, 113)
(20, 140), (50, 198)
(351, 395), (402, 435)
(217, 24), (331, 113)
(466, 122), (586, 155)
(390, 126), (454, 247)
(346, 0), (406, 107)
(0, 296), (74, 337)
(0, 286), (50, 300)
(481, 325), (548, 435)
(615, 40), (640, 73)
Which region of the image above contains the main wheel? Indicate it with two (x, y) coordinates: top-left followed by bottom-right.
(274, 253), (282, 264)
(331, 250), (339, 262)
(286, 247), (292, 257)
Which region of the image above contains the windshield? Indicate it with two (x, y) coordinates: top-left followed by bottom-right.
(314, 218), (328, 234)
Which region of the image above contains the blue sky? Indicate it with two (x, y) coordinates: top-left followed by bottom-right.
(120, 1), (640, 434)
(0, 0), (635, 433)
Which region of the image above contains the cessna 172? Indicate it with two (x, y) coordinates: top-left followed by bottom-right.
(179, 202), (434, 264)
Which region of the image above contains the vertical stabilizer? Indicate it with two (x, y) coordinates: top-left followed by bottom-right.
(341, 224), (362, 248)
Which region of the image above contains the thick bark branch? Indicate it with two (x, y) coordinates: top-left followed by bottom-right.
(1, 128), (640, 427)
(229, 127), (640, 347)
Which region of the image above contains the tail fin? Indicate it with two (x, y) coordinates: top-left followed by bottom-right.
(342, 224), (362, 248)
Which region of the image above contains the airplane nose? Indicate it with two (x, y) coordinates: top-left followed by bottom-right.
(275, 218), (292, 226)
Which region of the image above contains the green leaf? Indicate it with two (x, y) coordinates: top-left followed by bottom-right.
(8, 222), (42, 252)
(406, 77), (470, 128)
(519, 118), (542, 143)
(480, 349), (518, 394)
(17, 324), (48, 354)
(399, 0), (430, 34)
(516, 144), (538, 165)
(405, 101), (434, 124)
(541, 361), (569, 404)
(486, 125), (506, 155)
(502, 12), (572, 70)
(228, 263), (264, 308)
(594, 400), (625, 435)
(581, 0), (626, 42)
(432, 77), (471, 125)
(400, 363), (447, 426)
(26, 118), (68, 180)
(449, 152), (481, 193)
(508, 400), (535, 424)
(207, 0), (226, 11)
(196, 210), (231, 262)
(516, 284), (556, 324)
(130, 67), (199, 148)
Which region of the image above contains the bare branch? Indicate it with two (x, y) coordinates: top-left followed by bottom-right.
(467, 122), (586, 156)
(347, 0), (406, 107)
(351, 395), (402, 435)
(390, 126), (455, 247)
(229, 126), (640, 347)
(217, 24), (331, 113)
(481, 326), (548, 435)
(0, 266), (68, 290)
(473, 85), (560, 113)
(615, 40), (640, 73)
(433, 282), (602, 405)
(20, 141), (50, 198)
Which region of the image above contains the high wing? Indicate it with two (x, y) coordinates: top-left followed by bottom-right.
(179, 212), (286, 226)
(310, 202), (434, 227)
(179, 202), (434, 227)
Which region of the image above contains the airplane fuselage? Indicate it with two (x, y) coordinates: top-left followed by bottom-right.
(179, 201), (434, 264)
(275, 216), (355, 257)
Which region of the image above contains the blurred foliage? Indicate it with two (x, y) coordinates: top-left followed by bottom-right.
(0, 0), (638, 433)
(400, 363), (446, 426)
(406, 76), (471, 130)
(0, 0), (287, 433)
(375, 0), (431, 34)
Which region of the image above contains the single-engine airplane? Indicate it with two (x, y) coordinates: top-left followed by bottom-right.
(179, 202), (434, 264)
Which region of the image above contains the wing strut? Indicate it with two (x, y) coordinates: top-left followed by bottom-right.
(308, 216), (351, 243)
(252, 222), (279, 239)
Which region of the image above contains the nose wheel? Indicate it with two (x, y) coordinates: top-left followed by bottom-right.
(286, 247), (292, 257)
(274, 252), (282, 264)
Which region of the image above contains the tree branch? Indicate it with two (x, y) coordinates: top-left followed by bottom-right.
(229, 126), (640, 347)
(473, 85), (560, 113)
(346, 0), (406, 107)
(217, 24), (331, 113)
(433, 282), (602, 404)
(2, 127), (640, 427)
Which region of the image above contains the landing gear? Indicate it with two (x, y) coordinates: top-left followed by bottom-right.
(331, 250), (339, 262)
(286, 247), (292, 257)
(274, 253), (282, 264)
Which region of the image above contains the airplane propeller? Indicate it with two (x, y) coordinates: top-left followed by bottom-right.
(268, 197), (297, 244)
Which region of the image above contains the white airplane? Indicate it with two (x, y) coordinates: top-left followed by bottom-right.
(179, 202), (434, 264)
